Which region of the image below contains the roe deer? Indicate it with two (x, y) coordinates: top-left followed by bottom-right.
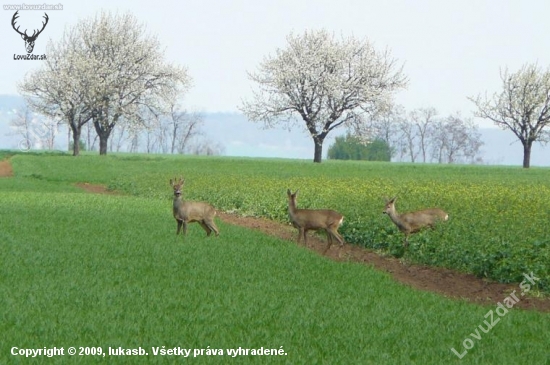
(383, 196), (448, 247)
(170, 177), (219, 238)
(287, 189), (344, 253)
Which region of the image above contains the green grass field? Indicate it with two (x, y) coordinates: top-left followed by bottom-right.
(1, 152), (549, 364)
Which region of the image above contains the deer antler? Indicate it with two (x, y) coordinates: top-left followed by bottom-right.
(12, 11), (49, 53)
(11, 11), (49, 40)
(32, 13), (49, 39)
(11, 11), (25, 37)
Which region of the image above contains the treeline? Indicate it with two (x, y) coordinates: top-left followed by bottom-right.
(350, 106), (483, 163)
(9, 105), (224, 155)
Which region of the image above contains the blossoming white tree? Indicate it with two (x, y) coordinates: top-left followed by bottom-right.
(240, 29), (408, 163)
(19, 25), (93, 156)
(20, 11), (191, 156)
(470, 64), (550, 168)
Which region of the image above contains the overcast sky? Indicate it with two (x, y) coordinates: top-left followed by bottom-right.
(2, 0), (550, 122)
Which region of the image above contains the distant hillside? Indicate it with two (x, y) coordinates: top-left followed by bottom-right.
(0, 95), (25, 111)
(0, 96), (548, 166)
(202, 112), (549, 166)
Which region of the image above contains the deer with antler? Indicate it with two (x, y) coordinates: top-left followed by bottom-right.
(170, 177), (219, 238)
(12, 11), (49, 54)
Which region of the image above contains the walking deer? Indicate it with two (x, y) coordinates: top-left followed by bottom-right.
(170, 177), (219, 238)
(287, 189), (344, 253)
(383, 196), (448, 247)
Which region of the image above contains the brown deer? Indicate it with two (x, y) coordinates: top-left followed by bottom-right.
(383, 196), (448, 247)
(287, 189), (344, 253)
(170, 177), (219, 238)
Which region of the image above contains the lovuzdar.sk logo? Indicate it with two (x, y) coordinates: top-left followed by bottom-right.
(11, 10), (48, 60)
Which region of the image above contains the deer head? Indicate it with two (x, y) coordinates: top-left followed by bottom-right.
(170, 177), (184, 197)
(12, 11), (49, 54)
(383, 196), (397, 215)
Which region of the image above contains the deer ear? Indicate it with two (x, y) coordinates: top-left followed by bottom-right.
(170, 179), (173, 186)
(287, 189), (291, 195)
(391, 196), (397, 203)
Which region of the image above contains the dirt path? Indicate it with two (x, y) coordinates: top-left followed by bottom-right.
(7, 157), (545, 311)
(0, 159), (14, 177)
(218, 212), (550, 312)
(71, 181), (549, 312)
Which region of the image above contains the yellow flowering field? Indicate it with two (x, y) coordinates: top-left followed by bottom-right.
(100, 157), (550, 293)
(12, 154), (550, 293)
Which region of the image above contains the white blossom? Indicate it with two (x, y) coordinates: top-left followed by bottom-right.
(470, 63), (550, 168)
(19, 11), (191, 155)
(240, 29), (407, 162)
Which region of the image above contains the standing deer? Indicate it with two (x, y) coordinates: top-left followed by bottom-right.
(170, 177), (219, 238)
(287, 189), (344, 253)
(383, 196), (448, 247)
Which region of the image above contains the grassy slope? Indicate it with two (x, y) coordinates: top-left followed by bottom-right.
(10, 153), (550, 290)
(0, 153), (549, 364)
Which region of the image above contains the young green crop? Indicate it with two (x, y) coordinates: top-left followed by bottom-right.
(0, 171), (549, 364)
(8, 153), (550, 293)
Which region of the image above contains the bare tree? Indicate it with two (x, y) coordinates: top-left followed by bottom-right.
(431, 113), (483, 164)
(350, 104), (405, 160)
(84, 122), (97, 151)
(36, 117), (58, 150)
(240, 29), (407, 163)
(128, 128), (140, 153)
(8, 105), (34, 150)
(353, 105), (482, 164)
(134, 108), (161, 154)
(156, 119), (169, 154)
(188, 140), (225, 156)
(8, 105), (59, 150)
(174, 112), (203, 154)
(398, 118), (419, 163)
(410, 107), (437, 163)
(107, 121), (127, 153)
(470, 63), (550, 168)
(430, 118), (447, 164)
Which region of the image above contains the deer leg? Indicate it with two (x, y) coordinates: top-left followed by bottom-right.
(296, 228), (303, 245)
(403, 235), (410, 248)
(205, 218), (220, 237)
(323, 230), (333, 253)
(182, 221), (188, 236)
(176, 220), (183, 235)
(302, 228), (308, 246)
(331, 227), (344, 247)
(199, 221), (212, 236)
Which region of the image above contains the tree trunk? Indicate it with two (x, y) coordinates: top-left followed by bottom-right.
(99, 135), (108, 155)
(71, 125), (81, 156)
(93, 118), (113, 156)
(313, 139), (324, 163)
(171, 128), (177, 154)
(522, 141), (532, 168)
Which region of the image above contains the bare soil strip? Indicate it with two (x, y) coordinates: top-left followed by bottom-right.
(74, 182), (121, 195)
(0, 159), (14, 177)
(75, 182), (550, 312)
